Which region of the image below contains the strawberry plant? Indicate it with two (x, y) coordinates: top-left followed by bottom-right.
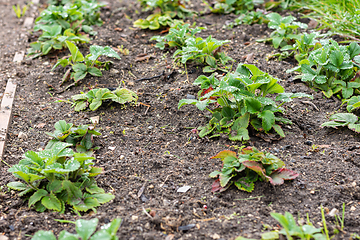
(205, 0), (264, 14)
(321, 113), (360, 133)
(28, 25), (90, 58)
(31, 218), (121, 240)
(7, 140), (114, 214)
(173, 35), (233, 72)
(150, 22), (205, 50)
(258, 12), (307, 49)
(279, 32), (322, 62)
(52, 41), (121, 82)
(178, 63), (312, 140)
(45, 120), (101, 153)
(227, 10), (268, 28)
(134, 0), (193, 30)
(288, 40), (360, 99)
(71, 87), (138, 111)
(209, 146), (299, 193)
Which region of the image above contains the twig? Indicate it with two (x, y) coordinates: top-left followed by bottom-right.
(136, 71), (164, 82)
(137, 182), (147, 198)
(142, 207), (153, 219)
(159, 174), (171, 188)
(301, 100), (320, 111)
(144, 106), (150, 115)
(235, 195), (264, 201)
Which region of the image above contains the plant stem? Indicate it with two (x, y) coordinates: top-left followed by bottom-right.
(321, 205), (330, 240)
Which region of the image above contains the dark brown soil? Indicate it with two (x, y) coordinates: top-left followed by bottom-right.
(1, 0), (360, 239)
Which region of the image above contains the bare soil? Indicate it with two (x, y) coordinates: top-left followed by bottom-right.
(1, 0), (360, 239)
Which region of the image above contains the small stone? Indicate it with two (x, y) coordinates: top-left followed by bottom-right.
(148, 126), (153, 129)
(328, 208), (339, 217)
(350, 206), (356, 211)
(110, 69), (120, 74)
(43, 61), (49, 65)
(131, 215), (138, 221)
(108, 146), (116, 151)
(120, 155), (125, 160)
(144, 222), (151, 229)
(0, 235), (9, 240)
(186, 94), (196, 99)
(18, 132), (27, 139)
(90, 116), (100, 124)
(148, 185), (154, 189)
(351, 181), (357, 187)
(304, 140), (313, 146)
(127, 81), (134, 86)
(212, 233), (220, 239)
(177, 186), (191, 193)
(310, 190), (315, 194)
(39, 142), (45, 147)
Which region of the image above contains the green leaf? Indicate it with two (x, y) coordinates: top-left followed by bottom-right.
(112, 88), (135, 104)
(245, 98), (261, 113)
(89, 230), (112, 240)
(75, 218), (99, 240)
(90, 193), (115, 204)
(64, 159), (81, 171)
(73, 197), (100, 211)
(261, 232), (279, 240)
(88, 67), (102, 77)
(329, 113), (358, 124)
(219, 173), (232, 187)
(348, 123), (360, 133)
(258, 110), (275, 132)
(65, 41), (84, 62)
(62, 180), (82, 206)
(86, 184), (105, 194)
(329, 50), (343, 68)
(89, 166), (103, 177)
(41, 192), (62, 212)
(234, 177), (254, 192)
(47, 180), (63, 194)
(75, 101), (88, 111)
(7, 181), (30, 191)
(102, 218), (122, 236)
(211, 150), (237, 160)
(89, 99), (102, 111)
(29, 189), (48, 207)
(272, 124), (285, 137)
(31, 230), (57, 240)
(349, 42), (360, 59)
(58, 231), (78, 240)
(229, 127), (249, 141)
(206, 56), (217, 68)
(232, 113), (250, 130)
(209, 170), (222, 178)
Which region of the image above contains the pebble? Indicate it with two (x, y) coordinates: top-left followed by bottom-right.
(304, 140), (313, 146)
(186, 94), (196, 99)
(18, 132), (27, 139)
(131, 215), (138, 221)
(43, 61), (49, 65)
(120, 155), (125, 160)
(110, 69), (119, 74)
(351, 181), (357, 187)
(148, 126), (153, 129)
(144, 222), (151, 229)
(350, 206), (356, 211)
(39, 142), (45, 147)
(177, 186), (191, 193)
(212, 233), (220, 239)
(328, 208), (339, 217)
(0, 235), (9, 240)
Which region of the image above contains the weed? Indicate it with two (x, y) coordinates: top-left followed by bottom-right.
(321, 113), (360, 134)
(12, 4), (27, 18)
(204, 0), (264, 14)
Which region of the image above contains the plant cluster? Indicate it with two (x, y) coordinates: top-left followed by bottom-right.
(134, 0), (193, 30)
(151, 22), (233, 72)
(178, 63), (312, 140)
(289, 40), (360, 99)
(209, 146), (299, 193)
(28, 0), (105, 58)
(32, 218), (121, 240)
(258, 12), (308, 49)
(7, 121), (114, 214)
(52, 41), (121, 83)
(278, 32), (322, 62)
(205, 0), (264, 15)
(71, 87), (138, 111)
(45, 120), (101, 153)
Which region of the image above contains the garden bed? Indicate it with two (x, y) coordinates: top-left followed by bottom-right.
(0, 0), (360, 239)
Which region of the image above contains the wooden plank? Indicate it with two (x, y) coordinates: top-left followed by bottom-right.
(0, 79), (17, 165)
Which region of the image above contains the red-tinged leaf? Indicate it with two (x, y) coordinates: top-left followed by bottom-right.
(241, 146), (255, 154)
(211, 179), (222, 193)
(211, 179), (231, 193)
(242, 161), (270, 181)
(200, 87), (217, 100)
(269, 168), (299, 185)
(210, 150), (237, 161)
